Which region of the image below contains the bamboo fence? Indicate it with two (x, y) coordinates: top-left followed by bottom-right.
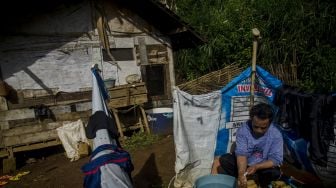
(264, 63), (298, 87)
(177, 63), (297, 95)
(177, 63), (245, 94)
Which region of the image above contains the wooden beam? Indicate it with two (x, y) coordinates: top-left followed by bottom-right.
(0, 104), (91, 124)
(0, 108), (35, 121)
(3, 130), (59, 147)
(8, 90), (92, 109)
(138, 37), (149, 65)
(0, 139), (62, 158)
(2, 122), (62, 137)
(7, 82), (147, 109)
(0, 149), (8, 158)
(12, 139), (61, 153)
(108, 94), (148, 108)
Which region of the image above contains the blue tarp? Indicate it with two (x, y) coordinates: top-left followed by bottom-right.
(215, 66), (282, 156)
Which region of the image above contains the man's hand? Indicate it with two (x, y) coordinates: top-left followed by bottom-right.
(237, 175), (247, 188)
(246, 164), (258, 175)
(247, 160), (274, 175)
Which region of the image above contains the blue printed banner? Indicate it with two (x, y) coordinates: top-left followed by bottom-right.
(215, 66), (282, 156)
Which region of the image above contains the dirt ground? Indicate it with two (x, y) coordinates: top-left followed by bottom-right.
(3, 135), (176, 188)
(1, 134), (324, 188)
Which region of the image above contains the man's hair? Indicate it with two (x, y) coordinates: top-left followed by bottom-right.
(249, 103), (274, 122)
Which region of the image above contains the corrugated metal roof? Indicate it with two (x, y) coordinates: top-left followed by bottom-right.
(0, 0), (205, 50)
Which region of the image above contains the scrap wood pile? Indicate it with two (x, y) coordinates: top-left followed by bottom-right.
(177, 63), (246, 95)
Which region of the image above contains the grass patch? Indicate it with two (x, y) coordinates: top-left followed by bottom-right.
(122, 131), (160, 151)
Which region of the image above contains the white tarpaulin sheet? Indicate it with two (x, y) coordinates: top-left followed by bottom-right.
(173, 88), (221, 188)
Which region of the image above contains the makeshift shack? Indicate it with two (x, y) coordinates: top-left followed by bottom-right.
(0, 0), (204, 173)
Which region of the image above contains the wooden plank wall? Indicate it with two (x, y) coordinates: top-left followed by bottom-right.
(0, 0), (172, 150)
(0, 82), (147, 148)
(5, 82), (147, 110)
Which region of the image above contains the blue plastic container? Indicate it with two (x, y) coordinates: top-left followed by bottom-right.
(194, 174), (236, 188)
(145, 108), (173, 135)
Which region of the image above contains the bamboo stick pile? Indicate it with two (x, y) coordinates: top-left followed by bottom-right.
(177, 63), (246, 95)
(264, 63), (298, 86)
(177, 63), (298, 95)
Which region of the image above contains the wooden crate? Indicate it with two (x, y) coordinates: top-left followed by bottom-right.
(108, 82), (148, 108)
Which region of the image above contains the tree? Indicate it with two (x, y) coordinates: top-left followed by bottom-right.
(175, 0), (336, 92)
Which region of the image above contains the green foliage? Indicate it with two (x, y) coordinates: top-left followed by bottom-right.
(176, 0), (253, 80)
(175, 0), (336, 92)
(122, 131), (160, 151)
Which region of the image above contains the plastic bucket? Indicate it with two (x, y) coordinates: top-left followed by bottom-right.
(104, 79), (115, 88)
(194, 174), (236, 188)
(145, 108), (173, 135)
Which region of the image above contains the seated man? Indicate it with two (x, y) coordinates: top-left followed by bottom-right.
(211, 103), (283, 188)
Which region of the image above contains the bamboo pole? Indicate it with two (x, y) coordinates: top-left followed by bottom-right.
(250, 28), (260, 108)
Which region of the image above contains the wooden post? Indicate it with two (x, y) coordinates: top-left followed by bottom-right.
(250, 28), (260, 108)
(3, 147), (16, 174)
(139, 105), (150, 134)
(166, 44), (176, 91)
(111, 108), (124, 139)
(138, 37), (149, 66)
(0, 80), (9, 112)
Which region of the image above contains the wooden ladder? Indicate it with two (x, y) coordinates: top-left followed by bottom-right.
(111, 105), (150, 139)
